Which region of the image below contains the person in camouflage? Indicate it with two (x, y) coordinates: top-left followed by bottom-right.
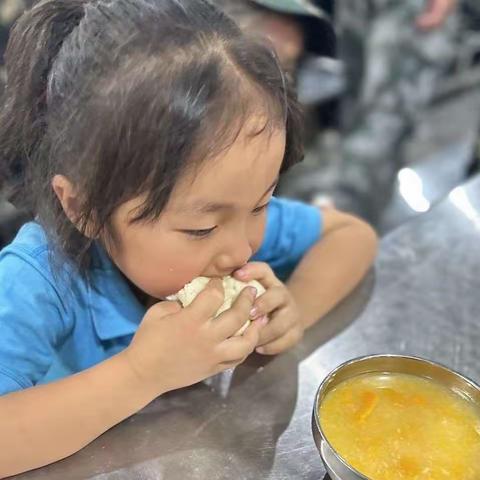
(329, 0), (460, 222)
(212, 0), (322, 74)
(217, 0), (460, 224)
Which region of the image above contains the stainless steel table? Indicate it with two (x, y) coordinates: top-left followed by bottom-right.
(15, 176), (480, 480)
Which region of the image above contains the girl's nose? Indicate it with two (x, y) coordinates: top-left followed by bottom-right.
(215, 235), (253, 276)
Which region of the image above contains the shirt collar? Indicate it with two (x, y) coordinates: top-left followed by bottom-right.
(88, 243), (146, 341)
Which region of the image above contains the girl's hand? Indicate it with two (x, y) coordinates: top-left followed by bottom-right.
(123, 279), (265, 396)
(234, 262), (304, 355)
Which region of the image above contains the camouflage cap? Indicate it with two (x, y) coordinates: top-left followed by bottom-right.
(252, 0), (326, 18)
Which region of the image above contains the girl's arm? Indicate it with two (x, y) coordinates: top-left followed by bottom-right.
(0, 353), (156, 478)
(287, 208), (378, 328)
(0, 283), (262, 478)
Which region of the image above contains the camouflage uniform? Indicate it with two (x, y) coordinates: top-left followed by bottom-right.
(229, 0), (460, 223)
(329, 0), (460, 222)
(265, 0), (460, 224)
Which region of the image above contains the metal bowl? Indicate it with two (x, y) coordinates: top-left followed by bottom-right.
(312, 354), (480, 480)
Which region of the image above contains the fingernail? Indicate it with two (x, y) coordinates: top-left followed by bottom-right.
(248, 286), (257, 299)
(256, 347), (265, 354)
(249, 307), (258, 319)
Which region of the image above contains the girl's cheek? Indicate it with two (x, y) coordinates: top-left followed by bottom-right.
(250, 220), (267, 256)
(156, 256), (210, 297)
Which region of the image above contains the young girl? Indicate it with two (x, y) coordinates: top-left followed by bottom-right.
(0, 0), (377, 475)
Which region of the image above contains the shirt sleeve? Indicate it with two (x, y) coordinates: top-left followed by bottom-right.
(0, 251), (70, 395)
(252, 197), (323, 281)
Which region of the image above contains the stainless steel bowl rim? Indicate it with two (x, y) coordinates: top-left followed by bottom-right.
(313, 353), (480, 480)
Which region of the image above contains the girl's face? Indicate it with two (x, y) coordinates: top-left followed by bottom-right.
(108, 121), (286, 299)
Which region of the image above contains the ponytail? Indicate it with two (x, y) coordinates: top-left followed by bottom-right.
(0, 0), (87, 209)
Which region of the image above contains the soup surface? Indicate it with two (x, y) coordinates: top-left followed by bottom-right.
(320, 372), (480, 480)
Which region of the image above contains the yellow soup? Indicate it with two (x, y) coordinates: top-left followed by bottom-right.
(320, 373), (480, 480)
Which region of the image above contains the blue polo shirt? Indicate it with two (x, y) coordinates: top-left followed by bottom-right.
(0, 197), (322, 395)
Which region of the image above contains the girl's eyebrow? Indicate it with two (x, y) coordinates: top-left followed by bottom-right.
(180, 176), (279, 215)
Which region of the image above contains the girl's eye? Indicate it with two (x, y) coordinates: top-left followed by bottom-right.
(252, 203), (270, 215)
(181, 226), (217, 238)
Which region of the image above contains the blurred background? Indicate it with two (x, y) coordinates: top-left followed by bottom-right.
(0, 0), (479, 247)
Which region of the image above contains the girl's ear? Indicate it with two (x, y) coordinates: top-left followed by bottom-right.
(51, 174), (97, 239)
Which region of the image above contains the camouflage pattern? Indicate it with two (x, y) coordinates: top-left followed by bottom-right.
(324, 0), (460, 222)
(241, 0), (462, 224)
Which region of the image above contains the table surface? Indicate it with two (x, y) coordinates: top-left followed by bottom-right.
(15, 176), (480, 480)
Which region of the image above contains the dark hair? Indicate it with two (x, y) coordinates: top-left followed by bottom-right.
(0, 0), (303, 269)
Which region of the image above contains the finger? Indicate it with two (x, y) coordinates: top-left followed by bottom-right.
(256, 327), (303, 356)
(217, 317), (266, 362)
(185, 278), (224, 321)
(242, 315), (268, 344)
(149, 300), (183, 317)
(257, 312), (293, 346)
(215, 355), (250, 373)
(215, 361), (241, 374)
(234, 262), (282, 288)
(218, 360), (246, 371)
(250, 286), (288, 319)
(213, 286), (256, 339)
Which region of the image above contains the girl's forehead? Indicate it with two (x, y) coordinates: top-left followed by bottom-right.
(169, 126), (286, 212)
